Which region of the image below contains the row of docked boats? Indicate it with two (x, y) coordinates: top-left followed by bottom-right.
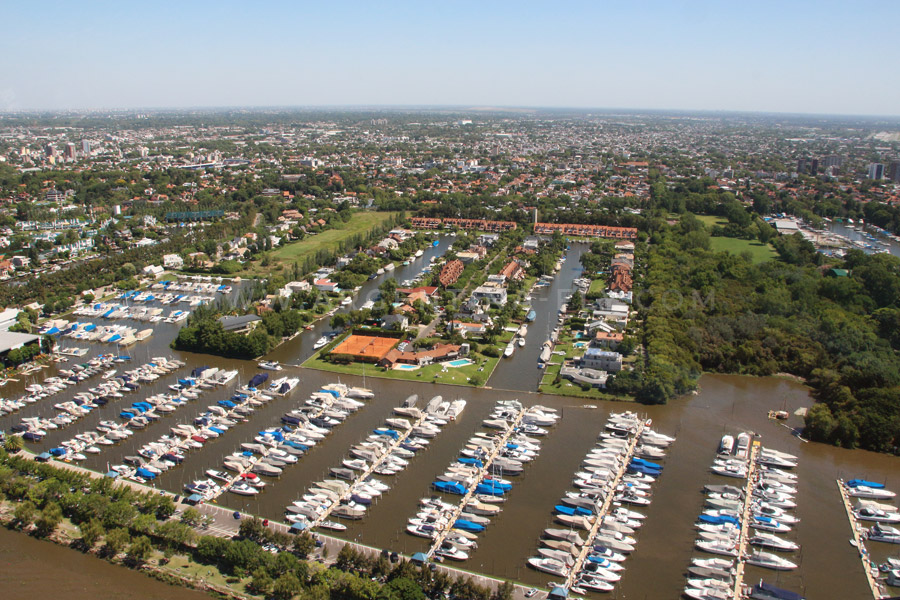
(687, 435), (803, 600)
(217, 383), (373, 497)
(528, 411), (673, 595)
(111, 380), (274, 484)
(843, 479), (900, 545)
(0, 353), (124, 420)
(150, 278), (233, 295)
(36, 358), (186, 457)
(288, 394), (460, 530)
(410, 401), (553, 563)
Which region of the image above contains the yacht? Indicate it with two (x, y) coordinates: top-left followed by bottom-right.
(867, 523), (900, 544)
(527, 557), (569, 577)
(313, 337), (329, 350)
(259, 361), (282, 371)
(745, 551), (798, 570)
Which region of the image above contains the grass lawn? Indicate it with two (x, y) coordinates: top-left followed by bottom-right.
(164, 553), (252, 595)
(710, 237), (777, 264)
(537, 340), (633, 401)
(247, 211), (398, 275)
(588, 279), (606, 295)
(697, 215), (728, 227)
(302, 329), (515, 387)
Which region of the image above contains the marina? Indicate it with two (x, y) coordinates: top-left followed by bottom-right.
(0, 247), (896, 599)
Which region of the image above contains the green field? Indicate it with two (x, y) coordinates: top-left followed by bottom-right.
(696, 215), (728, 227)
(253, 211), (398, 273)
(710, 237), (777, 264)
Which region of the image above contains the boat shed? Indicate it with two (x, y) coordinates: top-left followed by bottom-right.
(35, 452), (52, 462)
(218, 314), (262, 333)
(184, 493), (203, 505)
(0, 331), (41, 356)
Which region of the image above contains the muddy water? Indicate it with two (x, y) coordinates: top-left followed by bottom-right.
(0, 526), (208, 600)
(3, 244), (899, 599)
(488, 244), (587, 392)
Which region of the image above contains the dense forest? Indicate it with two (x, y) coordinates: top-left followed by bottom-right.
(609, 215), (900, 453)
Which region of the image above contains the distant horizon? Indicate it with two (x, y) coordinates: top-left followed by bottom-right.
(3, 1), (899, 117)
(3, 104), (900, 123)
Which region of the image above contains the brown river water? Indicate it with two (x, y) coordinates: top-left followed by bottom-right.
(1, 241), (897, 599)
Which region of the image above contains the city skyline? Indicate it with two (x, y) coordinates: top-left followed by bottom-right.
(2, 1), (900, 116)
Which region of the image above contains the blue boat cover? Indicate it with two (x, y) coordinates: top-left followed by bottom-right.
(136, 468), (157, 479)
(453, 519), (485, 532)
(847, 479), (884, 489)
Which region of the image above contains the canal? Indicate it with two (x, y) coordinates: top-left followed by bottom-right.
(489, 243), (587, 392)
(2, 238), (899, 599)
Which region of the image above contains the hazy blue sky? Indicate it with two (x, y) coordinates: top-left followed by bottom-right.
(2, 0), (898, 115)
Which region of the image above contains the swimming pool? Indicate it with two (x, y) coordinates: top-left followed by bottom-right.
(574, 341), (588, 349)
(446, 359), (474, 368)
(393, 364), (419, 371)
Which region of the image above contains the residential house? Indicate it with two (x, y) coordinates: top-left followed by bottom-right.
(592, 330), (624, 350)
(382, 314), (409, 330)
(217, 314), (262, 333)
(314, 279), (340, 293)
(579, 347), (623, 372)
(447, 320), (488, 338)
(439, 259), (464, 287)
(142, 265), (165, 278)
(469, 283), (507, 307)
(378, 343), (465, 368)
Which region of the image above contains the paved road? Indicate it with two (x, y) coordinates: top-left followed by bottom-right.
(20, 451), (546, 600)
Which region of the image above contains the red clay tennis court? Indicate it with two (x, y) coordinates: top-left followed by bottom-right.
(330, 334), (398, 362)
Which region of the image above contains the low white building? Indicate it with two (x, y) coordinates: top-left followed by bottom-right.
(163, 254), (184, 269)
(142, 265), (165, 278)
(0, 308), (21, 332)
(579, 348), (623, 372)
(469, 283), (507, 307)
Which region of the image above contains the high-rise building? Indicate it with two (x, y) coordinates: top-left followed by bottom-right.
(810, 158), (819, 175)
(796, 159), (809, 174)
(81, 139), (91, 155)
(824, 155), (843, 169)
(64, 143), (76, 160)
(889, 162), (900, 183)
(868, 163), (885, 180)
(44, 143), (55, 157)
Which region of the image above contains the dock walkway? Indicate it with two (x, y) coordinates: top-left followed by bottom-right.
(311, 412), (429, 527)
(427, 407), (527, 558)
(564, 419), (646, 589)
(732, 440), (760, 600)
(836, 479), (886, 599)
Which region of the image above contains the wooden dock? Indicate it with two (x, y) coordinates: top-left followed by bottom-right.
(563, 419), (646, 589)
(836, 479), (887, 599)
(427, 407), (527, 558)
(732, 440), (760, 600)
(311, 412), (429, 528)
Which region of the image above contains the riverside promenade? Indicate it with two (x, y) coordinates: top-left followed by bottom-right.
(19, 450), (543, 600)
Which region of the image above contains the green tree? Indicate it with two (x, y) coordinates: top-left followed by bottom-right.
(4, 435), (24, 453)
(127, 535), (153, 564)
(247, 568), (273, 596)
(180, 507), (202, 526)
(34, 501), (63, 537)
(79, 518), (104, 549)
(13, 499), (37, 527)
(104, 527), (131, 557)
(271, 573), (302, 600)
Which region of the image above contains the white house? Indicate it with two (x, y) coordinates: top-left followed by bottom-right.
(163, 254), (184, 269)
(142, 265), (165, 278)
(469, 283), (507, 307)
(314, 279), (340, 293)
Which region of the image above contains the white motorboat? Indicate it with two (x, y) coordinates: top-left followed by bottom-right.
(745, 551), (798, 570)
(848, 485), (896, 500)
(313, 337), (329, 350)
